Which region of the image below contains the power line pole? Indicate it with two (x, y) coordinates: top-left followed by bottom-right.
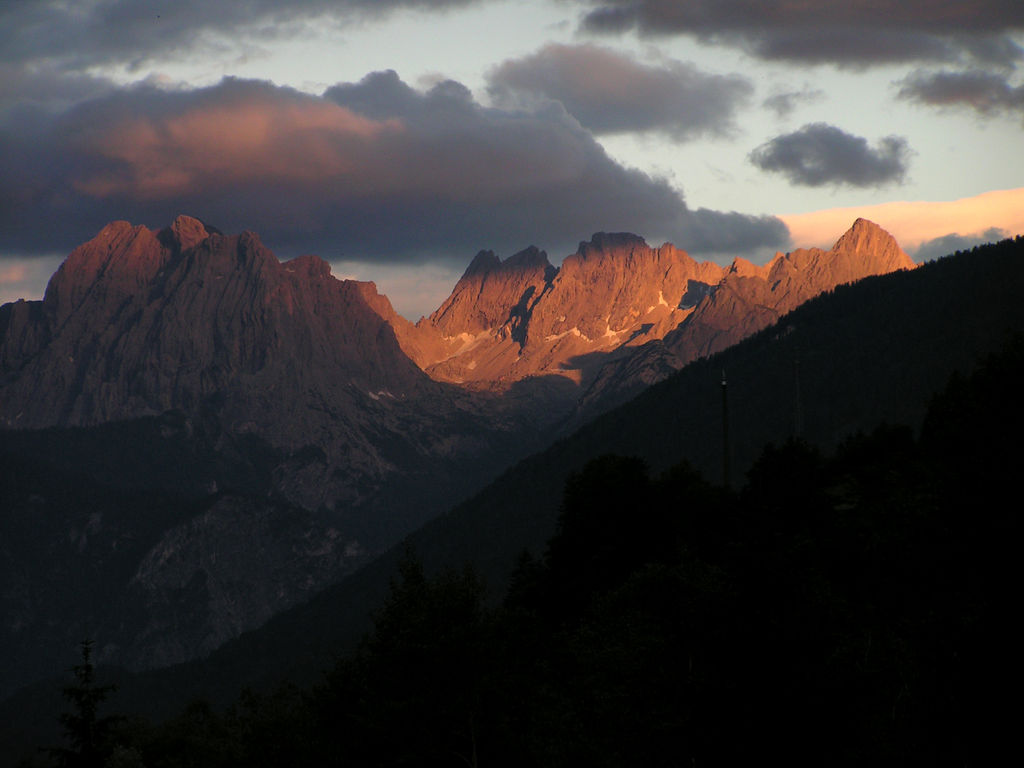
(721, 369), (730, 490)
(793, 354), (803, 440)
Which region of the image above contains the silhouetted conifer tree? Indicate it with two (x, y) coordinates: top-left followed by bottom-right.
(49, 641), (117, 768)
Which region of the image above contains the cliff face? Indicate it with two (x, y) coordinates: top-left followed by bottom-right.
(0, 214), (915, 475)
(662, 217), (915, 363)
(411, 219), (912, 401)
(1, 216), (428, 431)
(577, 218), (916, 417)
(416, 233), (725, 386)
(0, 213), (913, 542)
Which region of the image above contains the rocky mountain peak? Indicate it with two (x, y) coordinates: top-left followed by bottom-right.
(832, 218), (915, 272)
(284, 253), (333, 280)
(462, 250), (501, 278)
(1, 217), (432, 431)
(727, 257), (769, 279)
(428, 246), (553, 337)
(420, 232), (727, 386)
(503, 244), (551, 272)
(42, 220), (167, 327)
(578, 232), (649, 258)
(160, 214), (218, 253)
(576, 219), (921, 418)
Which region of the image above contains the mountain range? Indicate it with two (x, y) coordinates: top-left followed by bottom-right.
(0, 214), (928, 692)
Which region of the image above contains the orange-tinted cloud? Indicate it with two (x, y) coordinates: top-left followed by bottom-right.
(780, 188), (1024, 256)
(0, 254), (65, 304)
(0, 73), (788, 266)
(70, 81), (402, 199)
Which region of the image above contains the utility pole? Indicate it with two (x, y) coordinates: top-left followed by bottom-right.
(793, 354), (803, 440)
(721, 369), (730, 490)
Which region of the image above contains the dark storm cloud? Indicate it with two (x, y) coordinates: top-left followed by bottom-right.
(0, 1), (485, 123)
(749, 123), (910, 188)
(0, 1), (475, 71)
(912, 227), (1009, 261)
(898, 70), (1024, 117)
(575, 0), (1024, 67)
(0, 63), (118, 119)
(0, 73), (789, 266)
(485, 44), (752, 140)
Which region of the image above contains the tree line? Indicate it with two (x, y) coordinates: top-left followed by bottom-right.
(34, 335), (1023, 766)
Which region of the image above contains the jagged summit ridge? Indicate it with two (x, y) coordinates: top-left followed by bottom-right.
(419, 233), (718, 384)
(161, 214), (219, 252)
(575, 218), (916, 418)
(405, 219), (913, 389)
(578, 231), (651, 255)
(4, 215), (916, 405)
(2, 216), (430, 431)
(427, 245), (554, 340)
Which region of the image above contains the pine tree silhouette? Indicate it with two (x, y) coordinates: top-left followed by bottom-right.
(49, 640), (117, 768)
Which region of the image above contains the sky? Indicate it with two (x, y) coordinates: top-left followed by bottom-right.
(1, 1), (1022, 318)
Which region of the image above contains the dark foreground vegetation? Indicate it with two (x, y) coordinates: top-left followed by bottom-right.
(29, 335), (1022, 767)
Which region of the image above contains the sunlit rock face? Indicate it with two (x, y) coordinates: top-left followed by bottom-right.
(660, 217), (915, 364)
(405, 219), (913, 410)
(1, 215), (428, 430)
(576, 218), (916, 418)
(412, 233), (725, 386)
(0, 213), (910, 445)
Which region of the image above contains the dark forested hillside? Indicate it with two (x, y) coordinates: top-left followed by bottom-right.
(14, 331), (1021, 767)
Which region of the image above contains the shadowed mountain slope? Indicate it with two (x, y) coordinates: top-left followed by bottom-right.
(0, 215), (966, 723)
(0, 218), (560, 681)
(26, 233), (1016, 729)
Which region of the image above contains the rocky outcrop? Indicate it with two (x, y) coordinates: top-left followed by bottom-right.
(417, 233), (725, 386)
(430, 247), (554, 339)
(576, 218), (916, 417)
(407, 220), (912, 401)
(1, 216), (430, 430)
(119, 494), (360, 670)
(1, 212), (915, 536)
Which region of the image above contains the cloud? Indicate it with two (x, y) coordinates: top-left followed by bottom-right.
(898, 69), (1024, 117)
(779, 187), (1024, 253)
(486, 43), (752, 141)
(0, 254), (65, 305)
(910, 227), (1010, 262)
(0, 72), (788, 273)
(762, 88), (824, 118)
(0, 62), (118, 120)
(0, 1), (483, 121)
(331, 260), (465, 321)
(0, 1), (476, 72)
(575, 0), (1024, 67)
(749, 123), (910, 187)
